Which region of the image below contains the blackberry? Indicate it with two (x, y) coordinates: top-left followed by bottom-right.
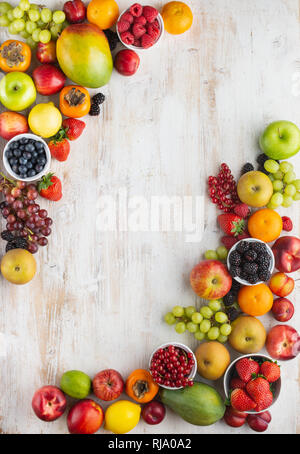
(1, 230), (14, 242)
(258, 269), (271, 282)
(251, 242), (267, 254)
(89, 103), (100, 116)
(236, 241), (249, 254)
(258, 165), (268, 175)
(257, 254), (271, 266)
(92, 92), (105, 105)
(256, 153), (268, 166)
(103, 29), (119, 51)
(226, 306), (240, 322)
(243, 262), (258, 275)
(230, 266), (242, 279)
(5, 238), (28, 253)
(247, 274), (260, 284)
(223, 291), (237, 306)
(231, 280), (241, 292)
(243, 249), (257, 262)
(229, 250), (241, 266)
(241, 163), (254, 174)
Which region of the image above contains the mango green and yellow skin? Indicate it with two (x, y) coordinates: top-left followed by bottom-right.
(56, 23), (113, 89)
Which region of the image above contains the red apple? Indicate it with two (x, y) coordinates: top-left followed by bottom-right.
(92, 369), (124, 401)
(32, 64), (66, 96)
(142, 401), (166, 425)
(32, 385), (67, 422)
(223, 406), (247, 428)
(247, 411), (271, 432)
(36, 41), (57, 64)
(190, 260), (232, 300)
(67, 399), (104, 434)
(266, 324), (300, 360)
(114, 50), (140, 76)
(272, 236), (300, 273)
(63, 0), (86, 23)
(272, 297), (294, 322)
(0, 111), (28, 140)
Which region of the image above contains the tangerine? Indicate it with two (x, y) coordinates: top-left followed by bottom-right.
(247, 208), (282, 243)
(238, 283), (273, 316)
(161, 1), (193, 35)
(87, 0), (119, 30)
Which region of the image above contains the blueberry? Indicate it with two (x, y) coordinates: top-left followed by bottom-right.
(19, 165), (27, 174)
(23, 152), (32, 160)
(12, 165), (19, 173)
(28, 169), (36, 177)
(20, 138), (27, 144)
(10, 141), (17, 149)
(35, 141), (44, 150)
(37, 157), (46, 166)
(19, 157), (27, 165)
(25, 143), (35, 153)
(32, 151), (38, 159)
(13, 149), (22, 157)
(26, 161), (33, 169)
(35, 164), (44, 173)
(6, 150), (13, 159)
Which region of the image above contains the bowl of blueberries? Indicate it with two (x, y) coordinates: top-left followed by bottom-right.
(227, 238), (274, 286)
(3, 133), (51, 182)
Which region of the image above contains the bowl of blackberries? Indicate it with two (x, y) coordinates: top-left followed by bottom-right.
(3, 133), (51, 182)
(227, 238), (274, 286)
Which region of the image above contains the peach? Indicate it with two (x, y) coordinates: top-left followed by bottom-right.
(266, 325), (300, 360)
(269, 272), (294, 297)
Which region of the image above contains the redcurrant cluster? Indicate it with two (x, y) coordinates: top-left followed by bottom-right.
(150, 345), (195, 388)
(208, 163), (240, 212)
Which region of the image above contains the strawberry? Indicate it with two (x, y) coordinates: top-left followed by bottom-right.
(230, 388), (257, 411)
(62, 118), (85, 141)
(217, 213), (245, 236)
(260, 361), (280, 383)
(141, 33), (155, 48)
(142, 5), (158, 23)
(221, 235), (238, 249)
(132, 23), (146, 38)
(246, 377), (272, 411)
(38, 173), (62, 202)
(120, 31), (134, 45)
(230, 377), (246, 390)
(282, 216), (293, 232)
(235, 357), (260, 383)
(49, 137), (70, 162)
(234, 203), (250, 218)
(117, 20), (130, 33)
(129, 3), (143, 17)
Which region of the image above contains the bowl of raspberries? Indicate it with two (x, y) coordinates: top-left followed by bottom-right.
(116, 3), (164, 50)
(227, 238), (274, 286)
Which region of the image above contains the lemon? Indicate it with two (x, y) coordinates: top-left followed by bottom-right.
(28, 102), (62, 138)
(104, 400), (141, 434)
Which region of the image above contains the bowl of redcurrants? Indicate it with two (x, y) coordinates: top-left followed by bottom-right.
(227, 238), (274, 286)
(149, 342), (197, 390)
(3, 133), (51, 182)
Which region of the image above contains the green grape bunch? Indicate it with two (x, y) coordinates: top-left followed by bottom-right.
(265, 159), (300, 209)
(0, 1), (68, 48)
(164, 302), (232, 344)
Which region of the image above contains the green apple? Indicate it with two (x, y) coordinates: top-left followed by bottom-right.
(0, 72), (36, 111)
(259, 120), (300, 159)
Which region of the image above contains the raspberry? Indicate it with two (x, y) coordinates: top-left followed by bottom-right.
(117, 20), (130, 33)
(141, 33), (155, 48)
(132, 23), (146, 38)
(234, 203), (250, 219)
(121, 12), (134, 24)
(221, 235), (238, 250)
(282, 216), (293, 232)
(134, 15), (146, 25)
(152, 19), (160, 29)
(147, 23), (160, 40)
(129, 3), (143, 17)
(120, 31), (134, 45)
(142, 5), (158, 23)
(133, 38), (141, 47)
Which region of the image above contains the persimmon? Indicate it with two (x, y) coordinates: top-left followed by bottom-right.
(0, 40), (31, 72)
(238, 283), (273, 316)
(125, 369), (159, 403)
(248, 209), (282, 243)
(59, 85), (91, 118)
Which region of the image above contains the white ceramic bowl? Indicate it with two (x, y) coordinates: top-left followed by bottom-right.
(223, 353), (281, 414)
(3, 133), (51, 182)
(116, 8), (164, 52)
(149, 342), (197, 390)
(227, 238), (274, 286)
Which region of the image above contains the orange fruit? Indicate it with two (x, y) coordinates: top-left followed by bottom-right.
(247, 208), (282, 243)
(161, 1), (193, 35)
(238, 284), (273, 316)
(87, 0), (119, 30)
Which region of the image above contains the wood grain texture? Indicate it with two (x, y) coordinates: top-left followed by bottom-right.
(0, 0), (299, 434)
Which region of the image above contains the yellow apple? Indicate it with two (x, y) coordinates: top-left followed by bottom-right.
(229, 315), (266, 354)
(237, 171), (273, 207)
(195, 341), (230, 380)
(1, 249), (36, 285)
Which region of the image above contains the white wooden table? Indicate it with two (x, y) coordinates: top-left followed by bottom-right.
(0, 0), (299, 434)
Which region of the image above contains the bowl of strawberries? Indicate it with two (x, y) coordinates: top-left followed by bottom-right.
(223, 354), (281, 414)
(116, 3), (164, 50)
